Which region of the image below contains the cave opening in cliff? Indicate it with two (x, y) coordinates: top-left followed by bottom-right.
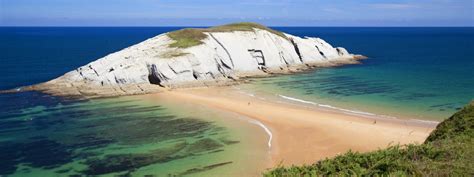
(148, 74), (162, 86)
(147, 64), (164, 87)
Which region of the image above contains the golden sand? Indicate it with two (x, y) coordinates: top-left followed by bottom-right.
(150, 87), (436, 167)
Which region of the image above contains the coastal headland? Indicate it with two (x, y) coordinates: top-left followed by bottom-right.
(1, 23), (365, 98)
(0, 23), (438, 175)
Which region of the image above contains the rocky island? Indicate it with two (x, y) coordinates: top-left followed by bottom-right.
(2, 0), (472, 175)
(17, 23), (364, 98)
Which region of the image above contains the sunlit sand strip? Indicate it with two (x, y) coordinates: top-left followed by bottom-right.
(151, 87), (437, 166)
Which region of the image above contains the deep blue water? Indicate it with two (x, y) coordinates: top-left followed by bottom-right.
(0, 27), (182, 90)
(1, 27), (472, 91)
(0, 27), (237, 176)
(1, 27), (474, 118)
(251, 27), (474, 120)
(0, 27), (473, 117)
(0, 27), (473, 175)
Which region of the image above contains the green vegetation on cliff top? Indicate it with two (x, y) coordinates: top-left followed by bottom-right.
(265, 101), (474, 176)
(167, 22), (288, 48)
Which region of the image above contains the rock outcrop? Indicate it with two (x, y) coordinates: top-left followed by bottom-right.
(20, 23), (365, 98)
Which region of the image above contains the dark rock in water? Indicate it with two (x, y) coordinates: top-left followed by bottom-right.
(82, 142), (188, 175)
(187, 138), (224, 154)
(54, 167), (72, 173)
(177, 161), (233, 176)
(0, 138), (73, 175)
(19, 139), (73, 169)
(219, 138), (240, 145)
(0, 92), (237, 176)
(81, 138), (229, 175)
(69, 174), (82, 177)
(0, 143), (21, 175)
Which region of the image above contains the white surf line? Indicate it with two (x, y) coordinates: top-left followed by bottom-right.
(279, 94), (388, 117)
(232, 86), (256, 97)
(243, 92), (256, 97)
(278, 94), (440, 125)
(247, 118), (273, 148)
(213, 87), (274, 148)
(279, 95), (318, 105)
(408, 119), (440, 125)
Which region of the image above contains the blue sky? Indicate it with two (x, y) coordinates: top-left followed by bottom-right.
(1, 0), (473, 26)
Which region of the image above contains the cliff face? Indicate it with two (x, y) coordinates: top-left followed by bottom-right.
(27, 24), (363, 98)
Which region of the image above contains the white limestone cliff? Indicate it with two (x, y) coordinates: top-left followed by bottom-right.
(24, 25), (364, 98)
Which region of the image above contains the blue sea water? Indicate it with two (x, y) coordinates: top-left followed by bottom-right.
(0, 27), (473, 175)
(245, 27), (474, 120)
(0, 27), (182, 90)
(0, 27), (271, 176)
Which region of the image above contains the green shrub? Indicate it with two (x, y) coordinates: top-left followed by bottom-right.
(264, 102), (474, 176)
(425, 101), (474, 142)
(167, 22), (288, 48)
(167, 28), (208, 48)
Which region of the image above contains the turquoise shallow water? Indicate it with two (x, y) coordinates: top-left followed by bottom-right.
(0, 92), (268, 176)
(0, 27), (273, 176)
(0, 27), (473, 175)
(2, 27), (471, 120)
(244, 27), (474, 121)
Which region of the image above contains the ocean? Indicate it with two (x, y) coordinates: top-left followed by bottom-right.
(244, 27), (474, 120)
(0, 27), (473, 176)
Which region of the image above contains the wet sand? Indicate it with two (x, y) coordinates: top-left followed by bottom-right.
(150, 87), (437, 167)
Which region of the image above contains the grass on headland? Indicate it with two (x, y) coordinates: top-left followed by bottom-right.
(167, 22), (288, 49)
(167, 29), (208, 48)
(264, 101), (474, 176)
(159, 50), (189, 58)
(208, 22), (288, 39)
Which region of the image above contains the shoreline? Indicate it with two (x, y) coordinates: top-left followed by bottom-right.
(273, 93), (440, 126)
(150, 86), (437, 167)
(0, 55), (367, 99)
(235, 86), (442, 125)
(246, 118), (273, 148)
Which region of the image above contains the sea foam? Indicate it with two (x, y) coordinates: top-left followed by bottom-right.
(278, 94), (393, 118)
(247, 119), (273, 148)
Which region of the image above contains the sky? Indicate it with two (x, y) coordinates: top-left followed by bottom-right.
(0, 0), (473, 26)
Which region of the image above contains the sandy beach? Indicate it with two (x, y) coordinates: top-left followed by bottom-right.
(149, 87), (437, 167)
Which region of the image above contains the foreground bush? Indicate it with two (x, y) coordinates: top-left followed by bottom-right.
(265, 102), (474, 176)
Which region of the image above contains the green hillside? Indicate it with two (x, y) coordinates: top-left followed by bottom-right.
(167, 22), (287, 48)
(264, 102), (474, 176)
